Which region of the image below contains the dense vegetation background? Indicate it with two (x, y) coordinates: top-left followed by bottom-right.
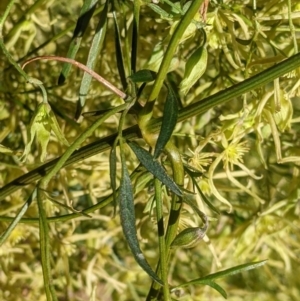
(0, 0), (300, 300)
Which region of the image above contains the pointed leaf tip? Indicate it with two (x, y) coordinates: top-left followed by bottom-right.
(128, 141), (182, 196)
(119, 163), (163, 285)
(154, 84), (178, 158)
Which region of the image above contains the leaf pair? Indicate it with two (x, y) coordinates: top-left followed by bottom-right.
(180, 44), (208, 95)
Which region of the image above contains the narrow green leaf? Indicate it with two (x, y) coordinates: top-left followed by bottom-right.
(37, 186), (58, 301)
(76, 0), (109, 119)
(147, 3), (171, 19)
(199, 280), (227, 299)
(154, 83), (178, 158)
(112, 7), (127, 91)
(127, 141), (182, 196)
(0, 189), (36, 246)
(129, 69), (157, 83)
(175, 260), (267, 288)
(131, 0), (140, 73)
(110, 137), (119, 215)
(119, 162), (163, 285)
(58, 0), (98, 84)
(179, 44), (208, 95)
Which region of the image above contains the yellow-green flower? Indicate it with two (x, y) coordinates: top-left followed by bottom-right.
(188, 148), (214, 172)
(21, 102), (69, 162)
(223, 140), (249, 170)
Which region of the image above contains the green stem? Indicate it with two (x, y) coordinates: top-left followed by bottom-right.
(0, 168), (149, 225)
(0, 0), (17, 33)
(164, 142), (184, 250)
(0, 189), (36, 245)
(147, 142), (184, 300)
(154, 179), (170, 300)
(37, 185), (58, 301)
(1, 52), (300, 201)
(139, 0), (204, 126)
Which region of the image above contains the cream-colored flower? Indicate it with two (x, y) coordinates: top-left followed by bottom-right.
(188, 148), (214, 173)
(223, 140), (249, 170)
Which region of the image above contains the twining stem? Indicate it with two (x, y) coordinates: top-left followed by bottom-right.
(22, 56), (127, 99)
(139, 0), (204, 126)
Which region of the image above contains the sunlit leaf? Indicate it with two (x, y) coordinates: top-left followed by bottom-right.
(58, 0), (98, 84)
(112, 6), (127, 91)
(154, 83), (178, 158)
(180, 44), (208, 95)
(119, 161), (163, 285)
(76, 0), (109, 119)
(127, 141), (182, 196)
(0, 144), (14, 155)
(147, 3), (171, 19)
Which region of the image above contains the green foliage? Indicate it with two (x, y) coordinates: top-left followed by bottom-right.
(1, 0), (300, 300)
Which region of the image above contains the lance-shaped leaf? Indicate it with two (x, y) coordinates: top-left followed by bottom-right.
(129, 69), (157, 83)
(112, 7), (127, 91)
(119, 162), (163, 285)
(127, 141), (182, 197)
(110, 137), (119, 215)
(76, 0), (109, 119)
(58, 0), (98, 84)
(174, 260), (267, 288)
(196, 280), (227, 299)
(179, 44), (208, 95)
(154, 83), (178, 158)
